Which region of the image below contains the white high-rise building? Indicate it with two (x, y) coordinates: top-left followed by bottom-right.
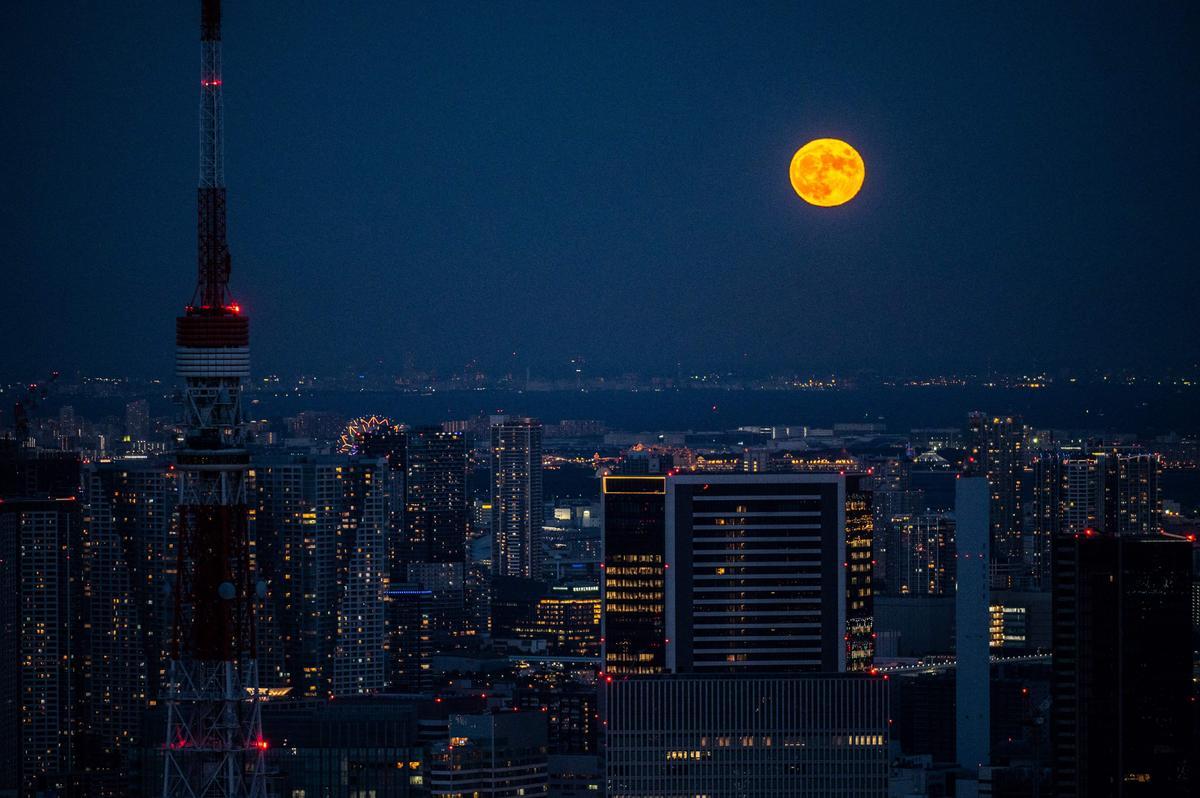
(489, 417), (544, 579)
(254, 454), (392, 697)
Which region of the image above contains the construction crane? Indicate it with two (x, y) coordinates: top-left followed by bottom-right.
(10, 370), (60, 442)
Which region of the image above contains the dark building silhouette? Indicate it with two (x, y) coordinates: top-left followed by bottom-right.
(1051, 534), (1193, 796)
(389, 564), (469, 691)
(489, 576), (548, 639)
(601, 475), (667, 676)
(428, 712), (549, 797)
(0, 497), (85, 796)
(399, 427), (470, 563)
(263, 698), (425, 797)
(0, 445), (81, 499)
(605, 674), (888, 797)
(1032, 449), (1165, 587)
(844, 474), (876, 671)
(893, 672), (957, 763)
(516, 683), (599, 755)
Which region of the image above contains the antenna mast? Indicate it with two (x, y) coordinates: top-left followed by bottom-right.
(163, 3), (266, 796)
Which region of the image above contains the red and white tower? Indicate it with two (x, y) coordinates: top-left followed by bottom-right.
(162, 2), (267, 796)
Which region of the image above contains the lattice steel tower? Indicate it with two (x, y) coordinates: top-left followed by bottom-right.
(162, 2), (267, 796)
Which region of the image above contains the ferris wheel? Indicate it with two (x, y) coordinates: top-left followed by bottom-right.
(338, 415), (403, 455)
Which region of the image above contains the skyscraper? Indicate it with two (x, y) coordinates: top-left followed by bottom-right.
(0, 498), (84, 796)
(844, 474), (875, 671)
(80, 458), (179, 782)
(868, 457), (924, 594)
(1103, 451), (1162, 537)
(124, 398), (151, 443)
(253, 453), (392, 696)
(490, 417), (544, 579)
(1030, 449), (1066, 587)
(892, 513), (956, 596)
(389, 561), (469, 691)
(601, 474), (667, 676)
(665, 473), (847, 674)
(1031, 449), (1163, 591)
(1050, 534), (1193, 796)
(331, 459), (389, 697)
(964, 412), (1026, 569)
(400, 426), (470, 564)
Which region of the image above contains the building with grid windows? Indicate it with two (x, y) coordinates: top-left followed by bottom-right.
(602, 474), (668, 676)
(665, 473), (846, 673)
(0, 497), (85, 796)
(79, 458), (178, 779)
(253, 453), (392, 696)
(490, 417), (544, 579)
(605, 674), (888, 797)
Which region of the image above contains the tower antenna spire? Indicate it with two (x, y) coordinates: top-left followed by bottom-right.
(164, 3), (266, 796)
(195, 0), (230, 309)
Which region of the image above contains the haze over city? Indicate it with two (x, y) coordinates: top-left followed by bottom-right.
(6, 2), (1200, 378)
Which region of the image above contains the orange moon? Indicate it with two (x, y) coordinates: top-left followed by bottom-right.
(789, 138), (865, 207)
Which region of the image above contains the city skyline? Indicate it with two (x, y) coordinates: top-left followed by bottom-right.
(3, 3), (1197, 796)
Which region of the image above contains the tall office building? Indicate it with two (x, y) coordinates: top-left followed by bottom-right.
(79, 458), (178, 781)
(389, 562), (469, 691)
(490, 417), (544, 579)
(399, 427), (470, 563)
(844, 474), (875, 671)
(892, 513), (955, 596)
(124, 399), (151, 442)
(253, 454), (392, 696)
(331, 459), (390, 696)
(601, 474), (668, 676)
(605, 674), (889, 797)
(1060, 457), (1103, 534)
(1050, 534), (1193, 796)
(868, 458), (923, 594)
(665, 473), (847, 674)
(1104, 452), (1162, 537)
(964, 412), (1026, 568)
(1030, 449), (1065, 586)
(1030, 448), (1166, 601)
(0, 498), (85, 796)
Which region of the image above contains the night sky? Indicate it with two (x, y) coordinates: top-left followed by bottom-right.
(5, 2), (1199, 379)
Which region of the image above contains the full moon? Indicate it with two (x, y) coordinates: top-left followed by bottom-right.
(789, 138), (865, 207)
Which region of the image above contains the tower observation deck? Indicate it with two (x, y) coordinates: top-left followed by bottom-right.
(162, 3), (266, 796)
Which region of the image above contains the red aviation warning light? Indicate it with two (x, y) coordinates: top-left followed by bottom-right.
(163, 4), (265, 798)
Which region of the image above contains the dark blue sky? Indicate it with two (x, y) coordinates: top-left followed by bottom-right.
(5, 2), (1198, 379)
